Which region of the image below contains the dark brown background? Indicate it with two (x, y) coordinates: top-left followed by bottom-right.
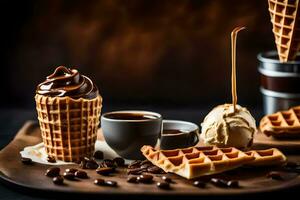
(0, 0), (274, 109)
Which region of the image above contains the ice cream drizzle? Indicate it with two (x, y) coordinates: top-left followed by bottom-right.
(231, 26), (246, 113)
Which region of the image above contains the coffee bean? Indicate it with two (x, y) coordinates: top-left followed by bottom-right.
(104, 180), (118, 187)
(104, 159), (117, 168)
(137, 174), (153, 183)
(65, 168), (78, 173)
(267, 171), (284, 180)
(127, 168), (145, 175)
(75, 170), (88, 179)
(93, 151), (104, 160)
(21, 157), (33, 165)
(127, 176), (138, 183)
(157, 182), (170, 190)
(94, 178), (105, 186)
(162, 176), (172, 183)
(286, 161), (299, 168)
(140, 163), (152, 169)
(96, 167), (114, 176)
(227, 180), (239, 188)
(147, 166), (165, 174)
(45, 167), (60, 177)
(47, 156), (56, 163)
(86, 160), (99, 169)
(210, 178), (228, 187)
(141, 160), (152, 165)
(52, 175), (64, 185)
(63, 172), (76, 180)
(113, 157), (125, 167)
(128, 160), (142, 169)
(193, 180), (206, 188)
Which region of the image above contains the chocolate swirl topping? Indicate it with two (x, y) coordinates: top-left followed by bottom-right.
(36, 66), (99, 99)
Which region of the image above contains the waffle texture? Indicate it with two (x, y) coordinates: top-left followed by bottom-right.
(260, 106), (300, 138)
(245, 148), (287, 166)
(268, 0), (300, 62)
(35, 94), (102, 162)
(141, 145), (286, 179)
(141, 145), (254, 179)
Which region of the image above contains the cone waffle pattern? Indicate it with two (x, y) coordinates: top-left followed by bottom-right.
(260, 106), (300, 138)
(141, 145), (254, 179)
(245, 148), (287, 166)
(268, 0), (300, 62)
(35, 94), (102, 162)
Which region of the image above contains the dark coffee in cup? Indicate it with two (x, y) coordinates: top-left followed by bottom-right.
(105, 113), (158, 120)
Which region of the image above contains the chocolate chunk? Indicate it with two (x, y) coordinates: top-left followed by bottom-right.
(210, 178), (228, 187)
(52, 175), (64, 185)
(157, 182), (170, 190)
(96, 167), (114, 176)
(267, 171), (284, 180)
(104, 180), (118, 187)
(94, 178), (105, 186)
(75, 170), (88, 179)
(65, 168), (78, 173)
(113, 157), (125, 167)
(127, 168), (145, 175)
(127, 176), (138, 183)
(93, 151), (104, 160)
(193, 180), (206, 188)
(147, 166), (165, 174)
(63, 172), (76, 180)
(137, 174), (153, 183)
(128, 160), (142, 169)
(21, 157), (33, 165)
(45, 167), (60, 177)
(162, 176), (172, 183)
(47, 156), (56, 163)
(227, 180), (239, 188)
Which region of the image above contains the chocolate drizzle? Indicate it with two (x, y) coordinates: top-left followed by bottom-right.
(36, 66), (99, 99)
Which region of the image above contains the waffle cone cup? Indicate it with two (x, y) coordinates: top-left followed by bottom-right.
(35, 94), (102, 162)
(268, 0), (300, 62)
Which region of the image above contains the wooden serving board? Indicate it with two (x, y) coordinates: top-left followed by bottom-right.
(0, 121), (300, 198)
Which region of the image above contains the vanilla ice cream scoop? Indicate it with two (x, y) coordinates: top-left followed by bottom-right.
(201, 104), (256, 149)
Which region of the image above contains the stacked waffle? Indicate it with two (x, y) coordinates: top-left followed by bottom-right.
(268, 0), (300, 62)
(141, 145), (286, 179)
(260, 106), (300, 138)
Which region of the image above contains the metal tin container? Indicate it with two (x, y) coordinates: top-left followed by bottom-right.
(258, 51), (300, 114)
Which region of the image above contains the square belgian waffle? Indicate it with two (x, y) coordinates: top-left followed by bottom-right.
(141, 145), (254, 179)
(141, 145), (287, 179)
(268, 0), (300, 62)
(260, 106), (300, 138)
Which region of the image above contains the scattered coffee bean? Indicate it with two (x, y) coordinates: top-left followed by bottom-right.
(86, 160), (99, 169)
(94, 178), (105, 186)
(127, 176), (138, 183)
(75, 170), (88, 179)
(52, 175), (64, 185)
(147, 166), (165, 174)
(93, 151), (104, 160)
(47, 156), (56, 163)
(162, 176), (172, 183)
(21, 157), (33, 165)
(157, 182), (170, 190)
(140, 163), (152, 169)
(65, 168), (78, 173)
(137, 174), (153, 183)
(113, 157), (125, 167)
(128, 160), (142, 169)
(96, 167), (114, 176)
(227, 180), (239, 188)
(127, 168), (145, 175)
(210, 178), (228, 187)
(193, 180), (206, 188)
(104, 180), (118, 187)
(141, 160), (152, 165)
(286, 161), (298, 168)
(100, 159), (116, 168)
(63, 172), (76, 180)
(267, 171), (284, 180)
(45, 167), (60, 177)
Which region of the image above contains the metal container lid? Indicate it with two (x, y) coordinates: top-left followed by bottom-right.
(258, 51), (300, 77)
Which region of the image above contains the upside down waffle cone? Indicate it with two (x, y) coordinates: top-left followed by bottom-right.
(268, 0), (300, 62)
(35, 94), (102, 162)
